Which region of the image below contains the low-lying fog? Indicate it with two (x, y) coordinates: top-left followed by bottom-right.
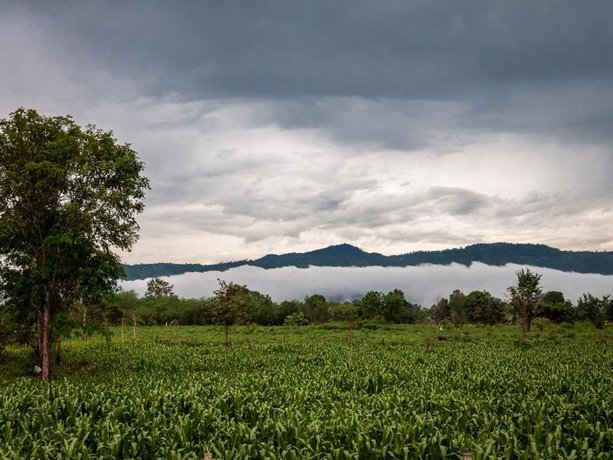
(121, 263), (613, 306)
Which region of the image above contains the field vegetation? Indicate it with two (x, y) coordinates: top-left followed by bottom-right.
(1, 323), (612, 459)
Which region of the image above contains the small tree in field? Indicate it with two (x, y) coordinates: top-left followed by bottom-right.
(430, 298), (450, 326)
(0, 108), (148, 381)
(507, 268), (542, 336)
(145, 278), (174, 298)
(211, 280), (246, 348)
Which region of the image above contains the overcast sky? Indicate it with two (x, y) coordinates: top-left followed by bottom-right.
(2, 1), (613, 264)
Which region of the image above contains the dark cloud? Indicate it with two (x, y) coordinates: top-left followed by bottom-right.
(8, 1), (613, 100)
(2, 1), (613, 262)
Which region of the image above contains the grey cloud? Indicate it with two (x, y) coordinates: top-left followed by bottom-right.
(6, 2), (612, 102)
(242, 87), (613, 154)
(3, 1), (613, 262)
(21, 1), (611, 98)
(4, 2), (613, 151)
(259, 98), (478, 152)
(421, 187), (491, 216)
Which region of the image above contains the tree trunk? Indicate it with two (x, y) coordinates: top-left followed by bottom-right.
(40, 298), (51, 382)
(82, 305), (88, 341)
(36, 310), (43, 362)
(132, 312), (137, 339)
(224, 325), (229, 349)
(55, 337), (62, 365)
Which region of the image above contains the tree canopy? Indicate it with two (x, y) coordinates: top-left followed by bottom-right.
(507, 269), (542, 335)
(145, 278), (175, 299)
(0, 108), (148, 380)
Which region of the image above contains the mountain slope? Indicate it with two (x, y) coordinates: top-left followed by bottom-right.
(123, 242), (613, 280)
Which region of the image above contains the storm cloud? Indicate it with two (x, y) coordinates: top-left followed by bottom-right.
(1, 1), (613, 263)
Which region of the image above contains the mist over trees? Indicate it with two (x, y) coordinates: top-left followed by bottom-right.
(74, 273), (613, 331)
(2, 255), (612, 368)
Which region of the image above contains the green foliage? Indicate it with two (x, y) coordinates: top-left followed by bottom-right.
(0, 108), (148, 380)
(607, 297), (613, 322)
(211, 280), (247, 328)
(576, 293), (608, 329)
(144, 278), (175, 298)
(355, 290), (384, 319)
(382, 289), (406, 323)
(211, 280), (248, 347)
(507, 268), (543, 334)
(302, 294), (329, 323)
(354, 290), (422, 324)
(0, 302), (16, 359)
(537, 291), (576, 323)
(448, 289), (467, 325)
(429, 298), (449, 325)
(101, 277), (610, 332)
(1, 326), (612, 458)
(464, 290), (505, 325)
(328, 302), (358, 323)
(283, 312), (309, 326)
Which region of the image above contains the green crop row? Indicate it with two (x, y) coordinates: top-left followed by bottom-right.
(1, 329), (612, 458)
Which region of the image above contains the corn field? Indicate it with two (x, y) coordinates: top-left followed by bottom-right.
(1, 327), (612, 459)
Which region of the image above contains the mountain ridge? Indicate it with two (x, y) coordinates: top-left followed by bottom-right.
(123, 242), (613, 280)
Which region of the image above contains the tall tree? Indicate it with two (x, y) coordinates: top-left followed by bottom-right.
(0, 108), (148, 380)
(430, 298), (450, 325)
(448, 289), (467, 326)
(303, 294), (329, 323)
(507, 269), (542, 336)
(464, 290), (504, 325)
(382, 289), (407, 323)
(211, 279), (247, 348)
(356, 290), (384, 320)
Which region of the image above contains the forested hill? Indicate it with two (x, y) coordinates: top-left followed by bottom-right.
(122, 242), (613, 280)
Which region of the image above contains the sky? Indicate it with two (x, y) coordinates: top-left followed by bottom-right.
(2, 1), (613, 264)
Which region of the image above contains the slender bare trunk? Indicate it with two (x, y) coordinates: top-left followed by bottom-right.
(82, 305), (88, 341)
(36, 310), (43, 361)
(41, 297), (51, 382)
(224, 325), (229, 349)
(55, 337), (61, 365)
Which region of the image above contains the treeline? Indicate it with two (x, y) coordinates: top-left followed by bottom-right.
(105, 281), (426, 328)
(2, 272), (612, 356)
(104, 277), (613, 329)
(430, 290), (612, 328)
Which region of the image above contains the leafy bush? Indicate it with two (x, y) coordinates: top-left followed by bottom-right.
(283, 312), (309, 326)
